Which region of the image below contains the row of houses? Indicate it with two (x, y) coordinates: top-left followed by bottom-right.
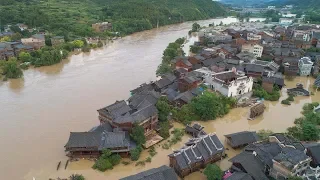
(225, 132), (320, 180)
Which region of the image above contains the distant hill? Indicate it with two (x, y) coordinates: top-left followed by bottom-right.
(0, 0), (226, 36)
(220, 0), (277, 7)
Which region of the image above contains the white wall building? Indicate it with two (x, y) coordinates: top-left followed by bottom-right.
(298, 57), (313, 76)
(293, 30), (311, 41)
(241, 43), (264, 58)
(203, 69), (253, 97)
(282, 13), (297, 18)
(279, 18), (294, 25)
(247, 33), (262, 41)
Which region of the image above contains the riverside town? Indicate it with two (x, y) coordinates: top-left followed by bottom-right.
(2, 0), (320, 180)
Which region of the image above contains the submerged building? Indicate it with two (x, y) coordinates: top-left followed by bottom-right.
(168, 133), (224, 177)
(64, 122), (136, 158)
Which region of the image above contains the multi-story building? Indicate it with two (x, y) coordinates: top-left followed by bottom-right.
(279, 18), (294, 26)
(298, 57), (313, 76)
(247, 33), (262, 41)
(242, 43), (264, 58)
(203, 68), (253, 97)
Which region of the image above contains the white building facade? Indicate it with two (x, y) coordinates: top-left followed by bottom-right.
(247, 33), (262, 41)
(242, 43), (264, 58)
(204, 70), (253, 97)
(298, 57), (313, 76)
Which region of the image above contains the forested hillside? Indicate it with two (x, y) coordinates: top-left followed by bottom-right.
(270, 0), (320, 23)
(0, 0), (226, 37)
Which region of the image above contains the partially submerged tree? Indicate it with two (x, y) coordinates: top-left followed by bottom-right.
(204, 164), (223, 180)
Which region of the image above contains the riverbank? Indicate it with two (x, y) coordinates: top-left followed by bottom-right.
(0, 17), (314, 180)
(25, 76), (319, 180)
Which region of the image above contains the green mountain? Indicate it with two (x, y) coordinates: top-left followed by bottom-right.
(0, 0), (226, 37)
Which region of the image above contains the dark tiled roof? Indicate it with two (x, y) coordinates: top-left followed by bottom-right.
(287, 86), (310, 96)
(130, 83), (154, 95)
(120, 165), (178, 180)
(89, 122), (113, 133)
(65, 129), (130, 151)
(314, 75), (320, 87)
(98, 100), (132, 119)
(245, 64), (265, 73)
(154, 78), (174, 89)
(225, 131), (259, 148)
(174, 91), (194, 103)
(225, 172), (253, 180)
(128, 90), (160, 109)
(245, 142), (282, 167)
(273, 147), (310, 170)
(113, 104), (158, 124)
(306, 143), (320, 165)
(65, 132), (100, 148)
(185, 123), (206, 138)
(213, 71), (237, 82)
(229, 151), (269, 180)
(262, 76), (285, 86)
(168, 134), (224, 170)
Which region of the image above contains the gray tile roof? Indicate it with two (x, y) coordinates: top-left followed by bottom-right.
(225, 172), (253, 180)
(65, 125), (131, 151)
(98, 100), (132, 119)
(130, 83), (154, 95)
(113, 104), (158, 124)
(168, 134), (224, 170)
(229, 151), (269, 180)
(174, 91), (194, 103)
(128, 90), (160, 110)
(262, 76), (285, 86)
(273, 147), (310, 170)
(225, 131), (259, 148)
(314, 75), (320, 88)
(245, 142), (282, 167)
(120, 165), (178, 180)
(245, 64), (265, 73)
(305, 143), (320, 165)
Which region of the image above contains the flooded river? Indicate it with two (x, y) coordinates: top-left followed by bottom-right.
(0, 17), (319, 180)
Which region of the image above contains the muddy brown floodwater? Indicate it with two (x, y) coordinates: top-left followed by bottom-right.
(0, 17), (319, 180)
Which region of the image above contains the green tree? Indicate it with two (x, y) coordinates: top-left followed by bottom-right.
(19, 52), (32, 62)
(192, 22), (201, 32)
(163, 48), (178, 60)
(69, 174), (85, 180)
(287, 176), (303, 180)
(92, 149), (114, 172)
(156, 63), (172, 76)
(204, 164), (222, 180)
(302, 121), (319, 141)
(130, 146), (142, 161)
(156, 97), (172, 121)
(73, 40), (84, 48)
(159, 121), (170, 139)
(108, 154), (121, 166)
(92, 158), (113, 171)
(2, 59), (23, 79)
(131, 124), (146, 145)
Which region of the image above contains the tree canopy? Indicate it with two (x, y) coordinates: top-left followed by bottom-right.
(204, 164), (223, 180)
(130, 124), (146, 146)
(0, 0), (226, 37)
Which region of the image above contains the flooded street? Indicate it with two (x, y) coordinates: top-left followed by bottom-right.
(0, 16), (319, 180)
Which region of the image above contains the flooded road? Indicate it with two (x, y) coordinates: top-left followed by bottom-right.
(0, 16), (319, 180)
